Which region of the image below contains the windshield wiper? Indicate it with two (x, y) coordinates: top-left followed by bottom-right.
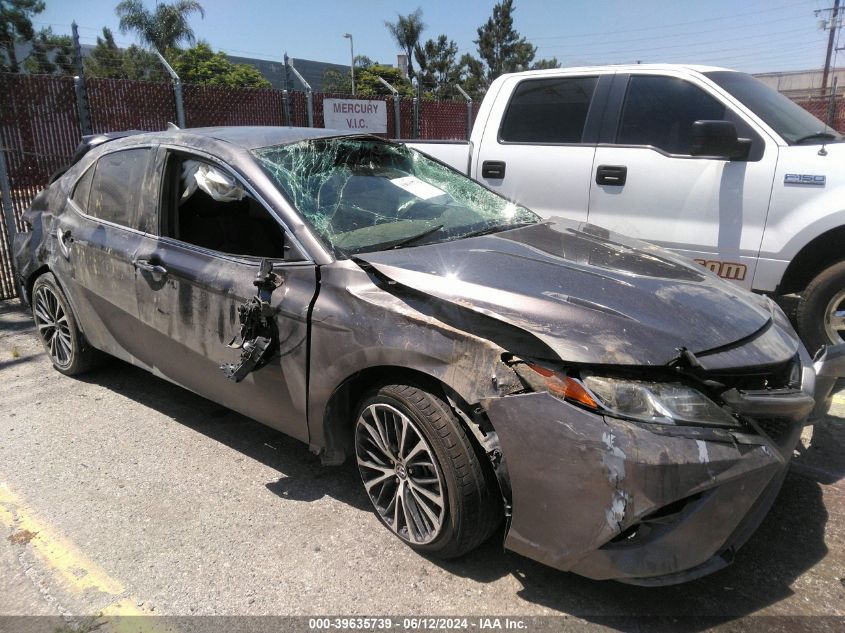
(793, 131), (839, 144)
(461, 221), (537, 240)
(388, 224), (445, 249)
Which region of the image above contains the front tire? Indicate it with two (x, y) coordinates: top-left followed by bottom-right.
(354, 384), (500, 559)
(797, 260), (845, 353)
(31, 273), (102, 376)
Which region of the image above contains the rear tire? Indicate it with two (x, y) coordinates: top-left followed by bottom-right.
(31, 272), (102, 376)
(354, 383), (501, 559)
(796, 260), (845, 353)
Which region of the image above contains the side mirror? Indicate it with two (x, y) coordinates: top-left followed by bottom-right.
(690, 120), (751, 160)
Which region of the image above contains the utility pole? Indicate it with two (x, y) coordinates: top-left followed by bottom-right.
(821, 0), (841, 96)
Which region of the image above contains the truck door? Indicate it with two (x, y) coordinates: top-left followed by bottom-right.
(587, 73), (778, 289)
(474, 73), (610, 222)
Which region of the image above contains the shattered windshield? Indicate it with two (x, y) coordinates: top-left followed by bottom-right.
(252, 137), (539, 256)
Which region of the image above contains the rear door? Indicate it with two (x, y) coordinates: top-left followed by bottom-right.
(586, 72), (778, 288)
(132, 147), (317, 442)
(474, 72), (611, 221)
(58, 147), (156, 359)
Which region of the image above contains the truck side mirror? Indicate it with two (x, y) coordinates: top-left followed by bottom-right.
(690, 120), (751, 160)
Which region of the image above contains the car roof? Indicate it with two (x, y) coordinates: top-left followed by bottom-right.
(497, 63), (734, 80)
(113, 126), (366, 151)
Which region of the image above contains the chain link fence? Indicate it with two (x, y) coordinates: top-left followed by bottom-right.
(0, 72), (480, 299)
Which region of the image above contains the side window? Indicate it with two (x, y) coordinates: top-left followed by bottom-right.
(618, 76), (727, 154)
(87, 148), (151, 229)
(159, 152), (287, 259)
(500, 76), (598, 143)
(71, 164), (94, 211)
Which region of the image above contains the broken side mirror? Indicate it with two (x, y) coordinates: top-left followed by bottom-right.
(690, 120), (752, 161)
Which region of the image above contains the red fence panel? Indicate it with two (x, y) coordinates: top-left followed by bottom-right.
(87, 78), (176, 133)
(0, 73), (81, 299)
(419, 99), (471, 140)
(183, 84), (284, 127)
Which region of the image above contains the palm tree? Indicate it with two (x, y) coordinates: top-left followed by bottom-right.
(115, 0), (204, 53)
(384, 8), (424, 80)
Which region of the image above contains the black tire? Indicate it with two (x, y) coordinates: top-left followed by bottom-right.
(796, 260), (845, 353)
(31, 272), (102, 376)
(354, 383), (501, 559)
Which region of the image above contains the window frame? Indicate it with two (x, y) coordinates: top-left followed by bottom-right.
(601, 72), (765, 161)
(496, 74), (608, 147)
(153, 145), (314, 266)
(66, 144), (157, 234)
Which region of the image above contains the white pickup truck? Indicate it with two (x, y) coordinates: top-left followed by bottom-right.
(406, 64), (845, 352)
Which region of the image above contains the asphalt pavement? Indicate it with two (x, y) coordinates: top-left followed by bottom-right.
(1, 298), (844, 632)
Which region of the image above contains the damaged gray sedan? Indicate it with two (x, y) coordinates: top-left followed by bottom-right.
(14, 127), (845, 585)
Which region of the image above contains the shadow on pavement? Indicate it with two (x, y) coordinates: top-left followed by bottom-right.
(73, 357), (832, 628)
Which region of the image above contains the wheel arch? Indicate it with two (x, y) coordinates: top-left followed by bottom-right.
(777, 224), (845, 295)
(318, 364), (471, 465)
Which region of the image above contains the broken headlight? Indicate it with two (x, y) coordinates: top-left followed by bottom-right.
(520, 364), (739, 428)
(581, 375), (740, 428)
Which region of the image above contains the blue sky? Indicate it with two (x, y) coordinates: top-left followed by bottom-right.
(37, 0), (836, 74)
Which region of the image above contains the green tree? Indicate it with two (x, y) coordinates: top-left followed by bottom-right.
(0, 0), (44, 72)
(456, 53), (486, 99)
(322, 68), (351, 93)
(84, 26), (164, 80)
(384, 7), (424, 80)
(168, 42), (270, 88)
(414, 34), (459, 98)
(356, 64), (414, 97)
(21, 26), (72, 74)
(531, 56), (560, 70)
(475, 0), (535, 83)
(116, 0), (204, 52)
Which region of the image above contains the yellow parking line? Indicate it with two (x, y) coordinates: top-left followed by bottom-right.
(0, 483), (149, 618)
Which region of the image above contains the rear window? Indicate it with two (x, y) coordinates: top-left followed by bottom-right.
(500, 76), (598, 144)
(71, 165), (94, 210)
(87, 149), (150, 230)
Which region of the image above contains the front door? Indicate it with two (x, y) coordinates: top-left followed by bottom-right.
(587, 73), (778, 289)
(133, 149), (317, 442)
(474, 74), (608, 222)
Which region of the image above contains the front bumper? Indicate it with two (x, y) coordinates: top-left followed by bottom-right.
(481, 347), (830, 585)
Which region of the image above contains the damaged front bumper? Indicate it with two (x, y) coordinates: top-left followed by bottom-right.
(481, 346), (837, 586)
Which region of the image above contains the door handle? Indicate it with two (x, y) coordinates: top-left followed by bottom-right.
(133, 258), (168, 277)
(56, 227), (73, 258)
(481, 160), (506, 179)
(596, 165), (627, 186)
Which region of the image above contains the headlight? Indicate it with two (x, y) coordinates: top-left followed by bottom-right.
(519, 363), (739, 428)
(581, 375), (739, 428)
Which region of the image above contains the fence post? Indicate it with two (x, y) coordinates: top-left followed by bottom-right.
(828, 77), (838, 127)
(71, 22), (92, 135)
(281, 89), (290, 126)
(455, 84), (473, 141)
(155, 51), (186, 128)
(0, 144), (18, 292)
(286, 59), (313, 127)
(377, 77), (401, 138)
(412, 78), (422, 139)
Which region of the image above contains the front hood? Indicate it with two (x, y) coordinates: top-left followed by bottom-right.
(356, 218), (782, 366)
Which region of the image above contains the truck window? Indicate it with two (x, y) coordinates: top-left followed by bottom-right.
(618, 76), (726, 155)
(500, 76), (598, 144)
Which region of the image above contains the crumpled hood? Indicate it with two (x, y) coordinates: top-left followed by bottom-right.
(355, 217), (779, 366)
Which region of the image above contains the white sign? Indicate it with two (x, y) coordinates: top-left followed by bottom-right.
(324, 99), (387, 133)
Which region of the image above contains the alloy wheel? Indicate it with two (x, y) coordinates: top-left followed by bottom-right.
(824, 288), (845, 345)
(33, 285), (73, 368)
(355, 403), (446, 545)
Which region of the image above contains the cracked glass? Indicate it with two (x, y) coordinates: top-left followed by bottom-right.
(252, 137), (538, 256)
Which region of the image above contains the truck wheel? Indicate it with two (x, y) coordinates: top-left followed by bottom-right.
(796, 260), (845, 352)
(354, 384), (501, 559)
(31, 272), (103, 376)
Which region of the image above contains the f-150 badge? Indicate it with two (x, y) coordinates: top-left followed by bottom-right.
(784, 174), (825, 186)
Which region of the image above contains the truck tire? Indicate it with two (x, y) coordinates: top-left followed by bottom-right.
(796, 260), (845, 353)
(354, 383), (501, 559)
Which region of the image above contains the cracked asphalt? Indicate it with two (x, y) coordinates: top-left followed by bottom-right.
(1, 298), (844, 630)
